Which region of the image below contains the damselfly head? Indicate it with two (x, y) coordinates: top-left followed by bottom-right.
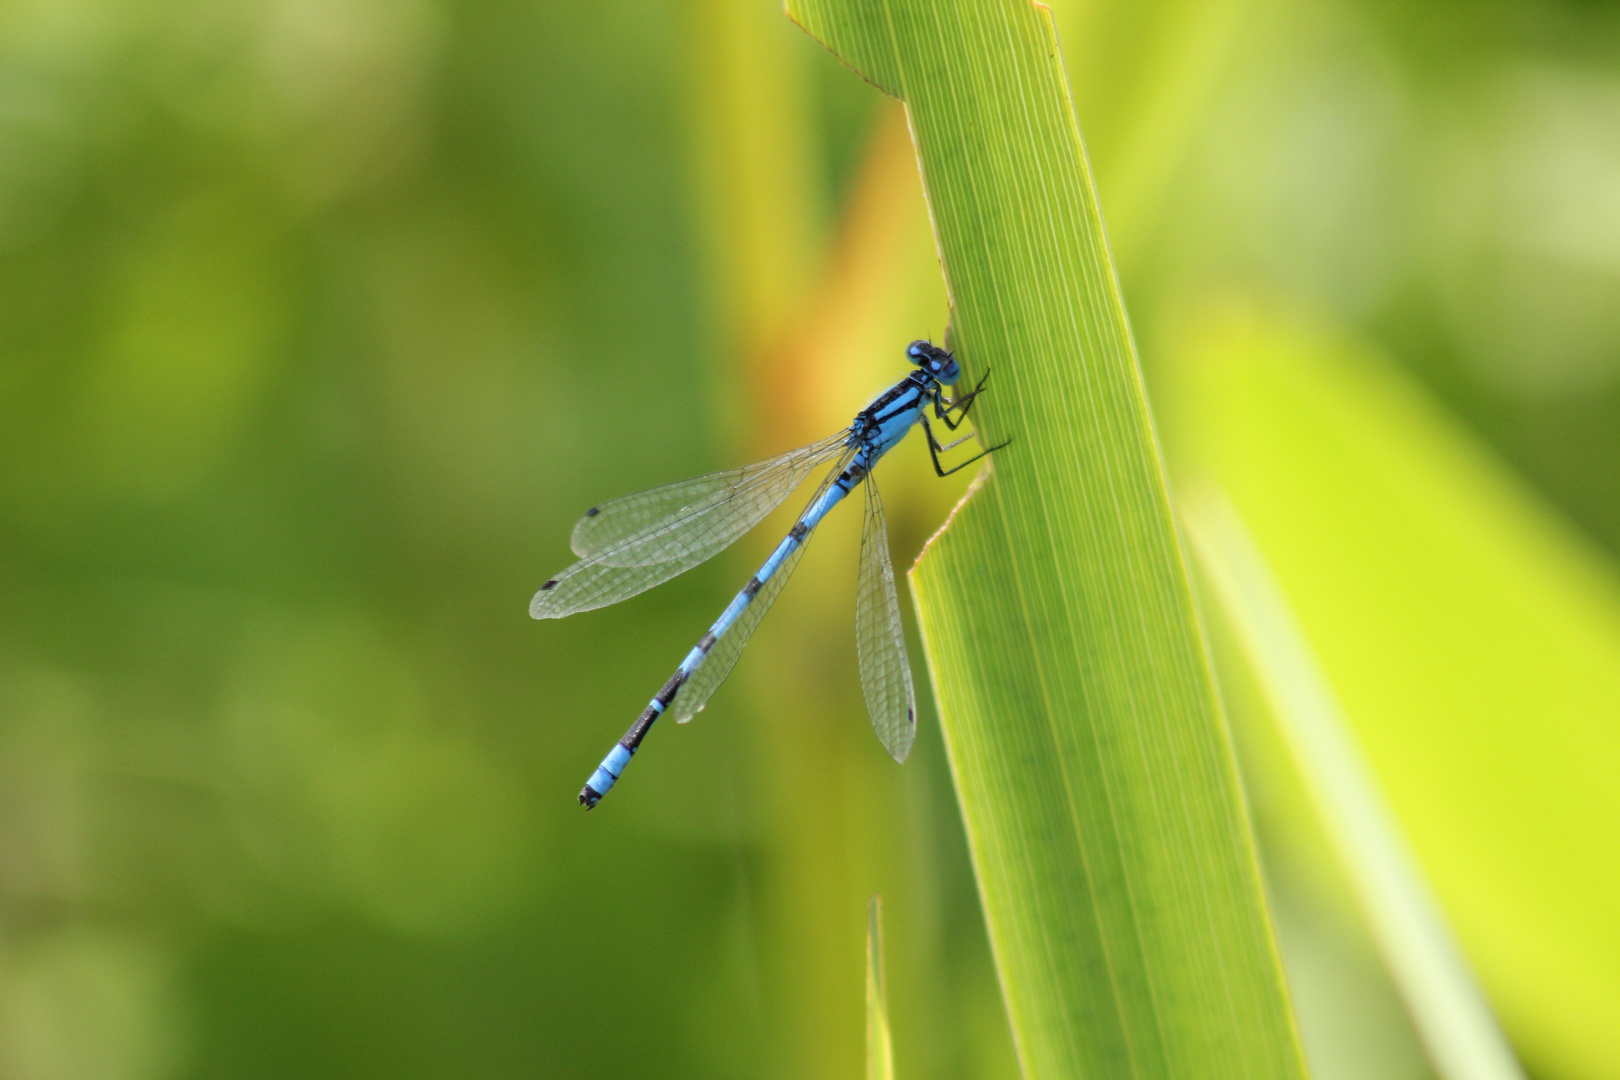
(906, 339), (961, 386)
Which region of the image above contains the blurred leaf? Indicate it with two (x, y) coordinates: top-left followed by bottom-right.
(866, 895), (894, 1080)
(1044, 0), (1251, 269)
(1185, 491), (1524, 1080)
(785, 1), (1307, 1077)
(1191, 552), (1439, 1080)
(1164, 299), (1620, 1080)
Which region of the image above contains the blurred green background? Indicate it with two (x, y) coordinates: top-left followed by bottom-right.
(1, 0), (1617, 1078)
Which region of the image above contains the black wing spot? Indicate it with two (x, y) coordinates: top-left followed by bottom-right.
(585, 506), (600, 517)
(907, 708), (915, 723)
(541, 579), (558, 591)
(789, 522), (809, 541)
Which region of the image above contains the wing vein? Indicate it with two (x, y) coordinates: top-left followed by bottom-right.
(856, 472), (917, 762)
(531, 434), (848, 619)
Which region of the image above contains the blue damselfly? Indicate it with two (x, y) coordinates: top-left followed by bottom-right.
(533, 340), (1005, 808)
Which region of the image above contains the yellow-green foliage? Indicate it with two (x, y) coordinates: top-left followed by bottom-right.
(1169, 306), (1620, 1079)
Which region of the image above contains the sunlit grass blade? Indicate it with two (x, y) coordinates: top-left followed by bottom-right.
(784, 1), (1307, 1077)
(1162, 303), (1620, 1078)
(1184, 490), (1526, 1080)
(866, 896), (895, 1080)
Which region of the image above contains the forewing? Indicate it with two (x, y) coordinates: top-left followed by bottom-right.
(571, 472), (740, 559)
(668, 447), (855, 722)
(570, 435), (847, 566)
(532, 551), (703, 620)
(855, 474), (917, 762)
(531, 435), (846, 619)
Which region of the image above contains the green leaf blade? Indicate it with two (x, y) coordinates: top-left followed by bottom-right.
(785, 1), (1309, 1077)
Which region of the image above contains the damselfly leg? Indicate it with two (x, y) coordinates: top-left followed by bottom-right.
(933, 369), (991, 431)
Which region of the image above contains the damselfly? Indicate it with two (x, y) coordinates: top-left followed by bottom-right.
(533, 339), (1006, 808)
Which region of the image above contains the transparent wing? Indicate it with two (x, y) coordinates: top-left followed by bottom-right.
(855, 474), (917, 762)
(569, 435), (848, 566)
(669, 447), (856, 722)
(531, 435), (848, 619)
